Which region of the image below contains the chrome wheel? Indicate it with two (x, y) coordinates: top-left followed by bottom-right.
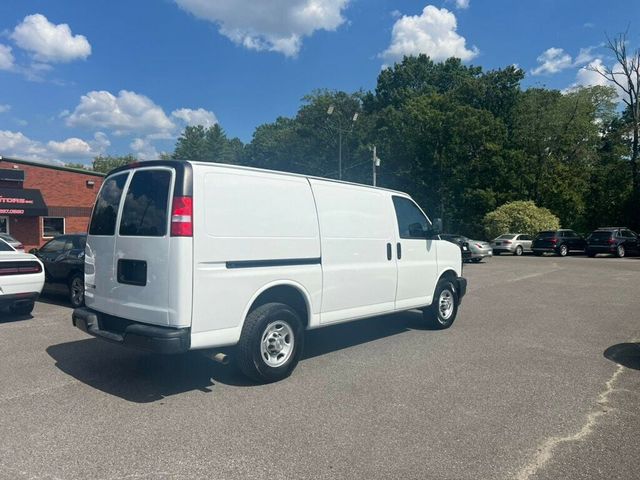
(617, 245), (625, 258)
(439, 289), (454, 321)
(260, 321), (294, 367)
(559, 245), (568, 256)
(515, 246), (523, 256)
(70, 276), (84, 307)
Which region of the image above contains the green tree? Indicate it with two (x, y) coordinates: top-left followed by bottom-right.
(483, 201), (560, 239)
(172, 124), (244, 163)
(92, 154), (137, 174)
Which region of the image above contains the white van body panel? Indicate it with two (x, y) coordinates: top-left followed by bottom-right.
(82, 161), (464, 351)
(190, 164), (322, 343)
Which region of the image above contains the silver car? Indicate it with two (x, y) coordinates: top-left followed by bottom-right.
(466, 239), (493, 262)
(491, 233), (533, 256)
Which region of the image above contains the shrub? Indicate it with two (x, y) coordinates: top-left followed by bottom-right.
(483, 201), (560, 240)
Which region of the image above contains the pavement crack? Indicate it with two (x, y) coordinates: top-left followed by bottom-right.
(514, 363), (626, 480)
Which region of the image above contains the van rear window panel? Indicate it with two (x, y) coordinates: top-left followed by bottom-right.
(88, 174), (128, 236)
(119, 170), (172, 237)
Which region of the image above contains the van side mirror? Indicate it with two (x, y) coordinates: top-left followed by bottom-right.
(425, 218), (443, 238)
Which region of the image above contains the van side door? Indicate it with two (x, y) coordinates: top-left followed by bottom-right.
(310, 180), (398, 324)
(391, 196), (438, 310)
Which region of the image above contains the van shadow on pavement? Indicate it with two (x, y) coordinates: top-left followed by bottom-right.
(604, 343), (640, 370)
(47, 310), (430, 403)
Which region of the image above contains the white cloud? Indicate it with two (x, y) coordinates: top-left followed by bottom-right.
(0, 130), (109, 163)
(0, 104), (10, 113)
(11, 14), (91, 63)
(130, 137), (160, 160)
(531, 47), (572, 75)
(174, 0), (349, 57)
(380, 6), (478, 64)
(0, 44), (15, 70)
(453, 0), (470, 9)
(574, 59), (610, 88)
(171, 107), (218, 127)
(66, 90), (175, 135)
(574, 47), (596, 66)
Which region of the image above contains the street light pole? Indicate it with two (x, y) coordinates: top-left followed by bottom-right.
(327, 106), (358, 180)
(371, 145), (381, 186)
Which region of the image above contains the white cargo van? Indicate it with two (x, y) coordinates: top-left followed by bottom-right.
(73, 161), (467, 382)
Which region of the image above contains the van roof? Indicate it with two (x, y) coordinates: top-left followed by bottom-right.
(108, 159), (409, 197)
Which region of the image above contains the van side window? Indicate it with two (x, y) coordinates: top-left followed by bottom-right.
(392, 196), (428, 239)
(119, 170), (172, 237)
(89, 174), (127, 236)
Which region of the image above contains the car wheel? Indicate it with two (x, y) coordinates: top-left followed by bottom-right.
(557, 244), (568, 257)
(616, 245), (625, 258)
(514, 246), (523, 256)
(237, 302), (304, 383)
(587, 252), (596, 258)
(9, 301), (34, 316)
(471, 257), (482, 263)
(423, 279), (458, 329)
(69, 273), (84, 308)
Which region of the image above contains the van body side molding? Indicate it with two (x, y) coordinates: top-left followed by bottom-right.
(226, 257), (321, 269)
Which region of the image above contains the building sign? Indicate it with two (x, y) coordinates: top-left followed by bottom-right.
(0, 188), (48, 216)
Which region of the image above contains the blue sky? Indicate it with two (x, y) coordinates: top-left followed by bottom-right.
(0, 0), (638, 165)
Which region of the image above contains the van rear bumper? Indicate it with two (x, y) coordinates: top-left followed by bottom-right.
(72, 307), (190, 354)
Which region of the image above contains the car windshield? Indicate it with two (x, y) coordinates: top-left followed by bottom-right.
(0, 238), (15, 252)
(497, 234), (516, 239)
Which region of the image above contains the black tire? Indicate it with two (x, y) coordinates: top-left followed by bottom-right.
(423, 279), (459, 329)
(10, 301), (34, 316)
(616, 245), (625, 258)
(237, 302), (304, 383)
(68, 273), (84, 308)
(471, 257), (482, 263)
(514, 245), (523, 256)
(557, 244), (568, 257)
(587, 251), (596, 258)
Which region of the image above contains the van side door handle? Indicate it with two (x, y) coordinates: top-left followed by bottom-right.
(397, 242), (402, 260)
(386, 243), (392, 260)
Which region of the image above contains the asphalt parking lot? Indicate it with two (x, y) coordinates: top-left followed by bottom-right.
(0, 255), (638, 480)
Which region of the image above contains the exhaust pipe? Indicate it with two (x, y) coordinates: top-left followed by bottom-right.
(211, 352), (229, 365)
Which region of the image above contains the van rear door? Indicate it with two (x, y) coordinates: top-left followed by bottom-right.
(86, 164), (192, 327)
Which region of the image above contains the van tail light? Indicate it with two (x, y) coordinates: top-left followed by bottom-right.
(171, 196), (193, 237)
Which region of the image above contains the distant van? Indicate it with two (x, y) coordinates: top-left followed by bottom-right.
(73, 161), (467, 382)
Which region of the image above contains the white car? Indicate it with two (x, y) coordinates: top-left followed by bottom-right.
(73, 161), (467, 382)
(0, 239), (44, 315)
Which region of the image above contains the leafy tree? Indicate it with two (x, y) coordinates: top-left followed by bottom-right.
(92, 155), (137, 174)
(483, 201), (560, 239)
(173, 124), (244, 163)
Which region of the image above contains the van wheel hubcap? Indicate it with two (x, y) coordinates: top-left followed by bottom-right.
(261, 321), (294, 367)
(439, 290), (454, 321)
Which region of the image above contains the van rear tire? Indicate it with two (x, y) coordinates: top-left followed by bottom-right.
(423, 279), (458, 329)
(237, 302), (304, 383)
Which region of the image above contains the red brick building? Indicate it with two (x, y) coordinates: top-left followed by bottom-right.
(0, 156), (104, 251)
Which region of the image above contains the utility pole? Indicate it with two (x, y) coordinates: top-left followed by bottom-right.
(371, 145), (381, 186)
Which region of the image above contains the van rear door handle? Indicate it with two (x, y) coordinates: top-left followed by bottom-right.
(386, 243), (392, 260)
(397, 242), (402, 260)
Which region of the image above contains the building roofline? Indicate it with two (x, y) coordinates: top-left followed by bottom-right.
(0, 156), (105, 177)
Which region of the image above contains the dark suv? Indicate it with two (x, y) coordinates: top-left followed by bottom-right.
(586, 227), (639, 258)
(30, 234), (86, 307)
(532, 230), (587, 257)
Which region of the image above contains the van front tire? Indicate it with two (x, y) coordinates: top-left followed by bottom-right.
(423, 280), (458, 329)
(237, 302), (304, 383)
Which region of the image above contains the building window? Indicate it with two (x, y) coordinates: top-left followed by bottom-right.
(43, 217), (65, 238)
(0, 216), (8, 234)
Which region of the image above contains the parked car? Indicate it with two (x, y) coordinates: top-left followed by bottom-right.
(0, 233), (25, 252)
(0, 238), (44, 315)
(439, 234), (472, 261)
(532, 229), (587, 257)
(72, 160), (467, 383)
(30, 234), (86, 307)
(586, 227), (639, 258)
(441, 234), (491, 262)
(491, 233), (533, 256)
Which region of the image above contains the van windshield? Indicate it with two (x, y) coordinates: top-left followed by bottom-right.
(89, 174), (127, 236)
(119, 170), (172, 237)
